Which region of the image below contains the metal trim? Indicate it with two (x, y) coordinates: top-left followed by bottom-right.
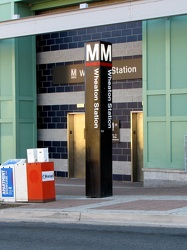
(0, 0), (187, 39)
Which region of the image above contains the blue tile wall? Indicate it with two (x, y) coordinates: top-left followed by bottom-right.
(37, 62), (85, 94)
(36, 21), (142, 53)
(38, 104), (84, 129)
(37, 20), (143, 172)
(38, 140), (68, 160)
(38, 103), (142, 130)
(113, 102), (142, 129)
(37, 57), (142, 94)
(37, 101), (142, 162)
(113, 174), (131, 181)
(54, 171), (68, 177)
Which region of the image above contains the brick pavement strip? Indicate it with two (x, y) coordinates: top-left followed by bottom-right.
(94, 200), (187, 211)
(1, 178), (187, 227)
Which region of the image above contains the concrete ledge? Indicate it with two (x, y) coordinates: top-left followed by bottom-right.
(144, 170), (187, 188)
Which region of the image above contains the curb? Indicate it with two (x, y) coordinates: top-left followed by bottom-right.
(1, 208), (187, 228)
(0, 209), (81, 223)
(80, 211), (187, 227)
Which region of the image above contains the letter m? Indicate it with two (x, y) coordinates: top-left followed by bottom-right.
(86, 43), (99, 61)
(101, 44), (112, 62)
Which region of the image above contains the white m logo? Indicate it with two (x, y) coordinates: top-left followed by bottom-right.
(86, 42), (112, 62)
(71, 69), (77, 79)
(86, 44), (99, 61)
(101, 44), (112, 62)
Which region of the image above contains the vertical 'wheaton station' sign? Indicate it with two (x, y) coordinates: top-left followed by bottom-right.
(85, 41), (112, 197)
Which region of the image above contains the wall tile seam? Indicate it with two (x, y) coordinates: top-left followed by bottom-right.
(37, 84), (142, 94)
(37, 82), (141, 86)
(53, 165), (131, 176)
(38, 139), (130, 149)
(36, 41), (142, 64)
(38, 140), (131, 145)
(37, 102), (142, 111)
(38, 154), (130, 162)
(38, 113), (140, 119)
(53, 173), (131, 179)
(37, 76), (142, 82)
(37, 128), (131, 140)
(37, 55), (141, 70)
(38, 36), (141, 50)
(37, 36), (134, 48)
(36, 23), (142, 53)
(37, 89), (142, 106)
(41, 27), (141, 41)
(38, 107), (142, 112)
(37, 123), (132, 130)
(37, 123), (138, 130)
(38, 139), (130, 148)
(54, 171), (131, 177)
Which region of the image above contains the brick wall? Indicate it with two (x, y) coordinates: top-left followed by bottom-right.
(37, 21), (142, 180)
(36, 22), (142, 52)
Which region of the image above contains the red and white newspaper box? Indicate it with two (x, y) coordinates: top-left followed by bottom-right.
(26, 162), (56, 202)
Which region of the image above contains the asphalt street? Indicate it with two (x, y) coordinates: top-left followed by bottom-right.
(0, 222), (187, 250)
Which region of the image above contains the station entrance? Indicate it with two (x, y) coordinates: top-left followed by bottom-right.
(67, 113), (85, 178)
(131, 111), (143, 182)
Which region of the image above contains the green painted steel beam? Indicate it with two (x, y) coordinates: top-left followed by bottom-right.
(0, 1), (19, 4)
(0, 0), (24, 4)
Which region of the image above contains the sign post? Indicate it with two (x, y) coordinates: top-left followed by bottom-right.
(85, 41), (112, 197)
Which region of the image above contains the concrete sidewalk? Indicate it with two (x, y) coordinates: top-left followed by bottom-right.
(1, 177), (187, 227)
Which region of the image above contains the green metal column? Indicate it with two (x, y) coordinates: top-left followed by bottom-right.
(0, 1), (37, 163)
(143, 16), (187, 171)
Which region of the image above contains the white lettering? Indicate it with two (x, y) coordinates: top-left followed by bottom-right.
(107, 69), (112, 129)
(94, 68), (99, 101)
(86, 43), (112, 62)
(93, 68), (100, 129)
(112, 66), (137, 74)
(42, 171), (54, 182)
(1, 170), (9, 195)
(86, 43), (99, 61)
(71, 69), (77, 79)
(108, 103), (112, 129)
(79, 69), (85, 77)
(108, 69), (112, 102)
(94, 103), (99, 128)
(101, 44), (112, 62)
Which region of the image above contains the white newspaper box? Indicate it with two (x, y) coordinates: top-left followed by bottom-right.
(37, 148), (49, 162)
(27, 148), (37, 163)
(14, 163), (28, 202)
(0, 159), (27, 202)
(27, 148), (49, 163)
